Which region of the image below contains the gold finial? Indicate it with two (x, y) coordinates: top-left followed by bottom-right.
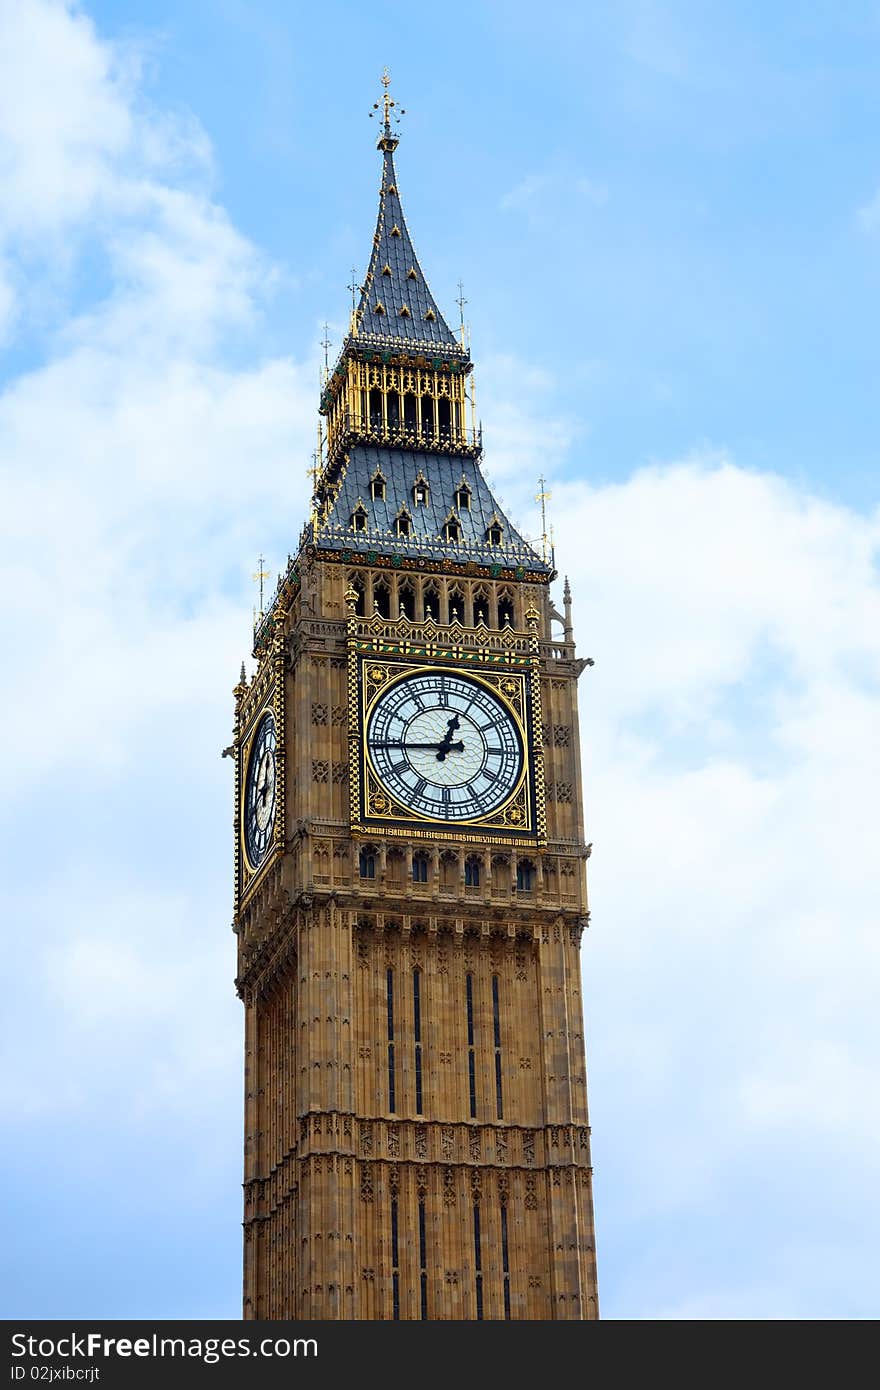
(536, 475), (553, 563)
(252, 554), (270, 617)
(369, 68), (405, 149)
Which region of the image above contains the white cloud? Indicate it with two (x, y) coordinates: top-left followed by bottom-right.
(2, 0), (879, 1322)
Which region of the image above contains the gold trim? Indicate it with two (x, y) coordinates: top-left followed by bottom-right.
(354, 657), (536, 835)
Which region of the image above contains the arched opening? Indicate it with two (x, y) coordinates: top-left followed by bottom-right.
(516, 859), (535, 892)
(398, 580), (416, 620)
(497, 590), (515, 627)
(403, 393), (418, 435)
(370, 471), (386, 501)
(351, 504), (367, 532)
(456, 483), (471, 511)
(448, 585), (465, 623)
(369, 389), (383, 431)
(395, 511), (411, 538)
(423, 581), (440, 621)
(373, 578), (391, 618)
(386, 391), (400, 432)
(420, 395), (435, 440)
(437, 397), (451, 440)
(444, 518), (461, 544)
(473, 588), (490, 626)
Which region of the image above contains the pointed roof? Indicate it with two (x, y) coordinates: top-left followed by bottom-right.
(353, 130), (460, 351)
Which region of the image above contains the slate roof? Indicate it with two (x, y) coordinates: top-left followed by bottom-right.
(352, 141), (462, 352)
(315, 446), (550, 573)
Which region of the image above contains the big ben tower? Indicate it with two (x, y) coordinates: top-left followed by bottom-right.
(232, 76), (599, 1321)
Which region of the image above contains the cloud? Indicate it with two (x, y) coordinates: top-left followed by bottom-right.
(2, 0), (879, 1323)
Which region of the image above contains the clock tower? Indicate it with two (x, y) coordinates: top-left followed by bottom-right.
(233, 80), (599, 1320)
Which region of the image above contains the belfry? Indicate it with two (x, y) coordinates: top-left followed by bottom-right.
(232, 76), (599, 1320)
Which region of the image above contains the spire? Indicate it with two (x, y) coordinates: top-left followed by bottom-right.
(355, 72), (458, 349)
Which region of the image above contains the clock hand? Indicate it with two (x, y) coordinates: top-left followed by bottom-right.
(371, 741), (465, 751)
(435, 713), (462, 761)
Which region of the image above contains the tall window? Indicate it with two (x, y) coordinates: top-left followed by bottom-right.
(391, 1195), (400, 1320)
(359, 848), (376, 880)
(466, 972), (476, 1119)
(412, 851), (429, 884)
(473, 1204), (483, 1321)
(413, 969), (423, 1115)
(492, 974), (504, 1120)
(387, 968), (395, 1114)
(516, 860), (534, 892)
(464, 856), (481, 888)
(419, 1199), (428, 1320)
(501, 1204), (511, 1320)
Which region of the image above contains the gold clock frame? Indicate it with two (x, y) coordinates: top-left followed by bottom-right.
(350, 654), (539, 843)
(236, 675), (285, 908)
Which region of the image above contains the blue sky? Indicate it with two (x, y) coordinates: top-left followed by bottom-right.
(1, 0), (878, 1320)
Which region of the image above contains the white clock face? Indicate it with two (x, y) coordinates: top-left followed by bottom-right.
(366, 670), (523, 822)
(244, 712), (277, 868)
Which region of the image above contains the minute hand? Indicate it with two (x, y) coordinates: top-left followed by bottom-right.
(372, 741), (465, 751)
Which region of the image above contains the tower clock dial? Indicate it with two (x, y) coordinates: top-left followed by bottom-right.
(243, 711), (277, 869)
(366, 670), (524, 822)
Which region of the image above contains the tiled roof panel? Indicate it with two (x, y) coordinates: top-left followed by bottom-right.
(354, 148), (459, 349)
(317, 446), (550, 572)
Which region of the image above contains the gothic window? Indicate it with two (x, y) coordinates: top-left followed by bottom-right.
(351, 503), (368, 532)
(448, 585), (464, 622)
(500, 1205), (511, 1320)
(486, 522), (503, 546)
(516, 859), (535, 892)
(422, 581), (440, 620)
(444, 517), (461, 544)
(395, 511), (412, 538)
(498, 590), (515, 627)
(456, 483), (471, 511)
(370, 468), (385, 499)
(420, 394), (435, 439)
(473, 1205), (483, 1321)
(359, 847), (376, 880)
(473, 588), (490, 626)
(403, 392), (418, 434)
(391, 1196), (400, 1319)
(412, 476), (429, 506)
(372, 578), (390, 618)
(387, 967), (396, 1114)
(419, 1200), (428, 1319)
(492, 974), (504, 1120)
(386, 390), (400, 430)
(412, 851), (429, 884)
(413, 969), (423, 1115)
(464, 855), (481, 888)
(437, 396), (451, 440)
(398, 580), (416, 620)
(466, 972), (477, 1119)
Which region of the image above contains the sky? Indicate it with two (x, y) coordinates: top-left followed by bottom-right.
(1, 0), (878, 1321)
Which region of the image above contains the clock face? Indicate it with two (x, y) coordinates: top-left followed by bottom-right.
(244, 712), (277, 869)
(366, 670), (524, 822)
